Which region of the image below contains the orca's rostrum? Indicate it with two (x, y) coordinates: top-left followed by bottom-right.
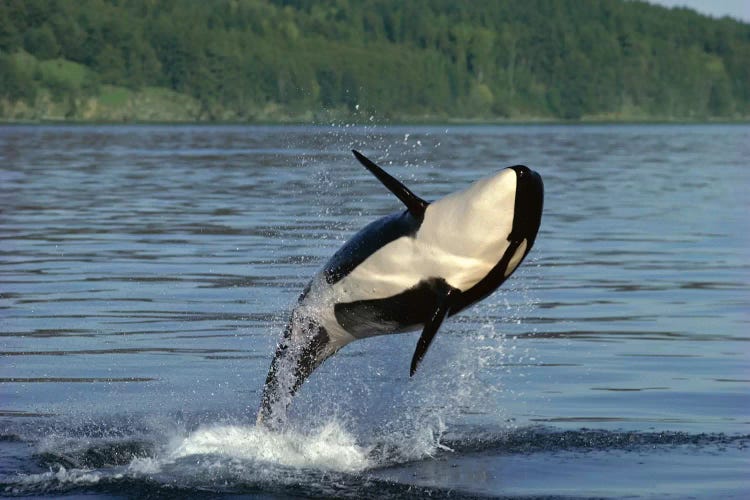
(257, 150), (543, 426)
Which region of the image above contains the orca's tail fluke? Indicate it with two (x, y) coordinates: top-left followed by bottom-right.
(256, 313), (333, 429)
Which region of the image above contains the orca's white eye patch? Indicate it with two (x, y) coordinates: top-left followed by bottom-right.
(504, 239), (528, 278)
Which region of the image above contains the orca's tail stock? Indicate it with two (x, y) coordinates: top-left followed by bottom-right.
(256, 311), (332, 428)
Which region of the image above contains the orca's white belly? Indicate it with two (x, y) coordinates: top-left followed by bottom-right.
(333, 168), (518, 303)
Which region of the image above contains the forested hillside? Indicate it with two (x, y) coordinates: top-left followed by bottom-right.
(1, 0), (749, 122)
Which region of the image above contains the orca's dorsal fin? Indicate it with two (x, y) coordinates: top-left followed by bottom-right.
(352, 150), (429, 218)
(410, 287), (458, 376)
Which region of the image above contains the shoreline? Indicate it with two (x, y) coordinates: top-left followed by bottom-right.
(2, 116), (749, 126)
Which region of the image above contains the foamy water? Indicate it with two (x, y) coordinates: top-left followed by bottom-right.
(2, 414), (463, 497)
(167, 422), (372, 471)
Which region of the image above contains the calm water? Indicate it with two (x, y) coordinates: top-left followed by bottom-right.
(1, 124), (748, 498)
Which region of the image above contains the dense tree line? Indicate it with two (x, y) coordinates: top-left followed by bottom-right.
(1, 0), (748, 121)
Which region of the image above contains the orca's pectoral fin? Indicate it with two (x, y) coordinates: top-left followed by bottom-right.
(352, 150), (429, 218)
(410, 289), (458, 376)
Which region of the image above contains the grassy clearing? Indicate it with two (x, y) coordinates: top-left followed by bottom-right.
(99, 86), (131, 107)
(37, 58), (90, 87)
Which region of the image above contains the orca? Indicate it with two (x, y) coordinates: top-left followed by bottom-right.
(257, 150), (543, 427)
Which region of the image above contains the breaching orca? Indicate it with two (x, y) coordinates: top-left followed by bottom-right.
(257, 150), (543, 427)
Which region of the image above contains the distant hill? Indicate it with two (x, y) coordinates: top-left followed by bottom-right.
(1, 0), (748, 122)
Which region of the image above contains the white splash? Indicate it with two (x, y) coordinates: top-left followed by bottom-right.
(5, 466), (111, 490)
(166, 421), (372, 473)
(127, 456), (162, 474)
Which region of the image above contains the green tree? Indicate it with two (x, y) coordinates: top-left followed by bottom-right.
(1, 0), (749, 121)
(0, 52), (37, 101)
(24, 25), (60, 60)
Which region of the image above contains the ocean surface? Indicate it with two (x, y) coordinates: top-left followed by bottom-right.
(0, 123), (748, 499)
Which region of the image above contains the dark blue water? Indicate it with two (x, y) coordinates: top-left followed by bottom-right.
(1, 124), (748, 498)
